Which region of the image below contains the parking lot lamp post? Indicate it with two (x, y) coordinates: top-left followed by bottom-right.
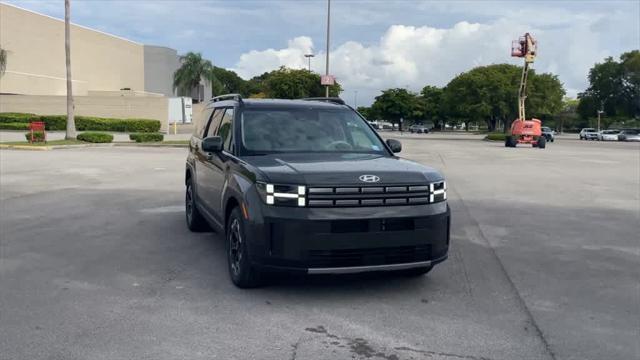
(325, 0), (331, 97)
(304, 53), (314, 72)
(597, 110), (604, 132)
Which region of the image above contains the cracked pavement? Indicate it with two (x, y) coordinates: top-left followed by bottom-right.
(1, 139), (638, 360)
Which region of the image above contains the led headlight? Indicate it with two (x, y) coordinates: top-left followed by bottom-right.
(429, 181), (446, 203)
(257, 183), (306, 207)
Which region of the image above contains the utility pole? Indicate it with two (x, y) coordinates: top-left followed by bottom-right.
(64, 0), (76, 139)
(304, 53), (314, 72)
(597, 110), (604, 132)
(325, 0), (331, 97)
(354, 90), (358, 108)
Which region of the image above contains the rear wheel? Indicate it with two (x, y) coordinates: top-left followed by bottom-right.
(227, 207), (262, 288)
(537, 136), (546, 149)
(185, 178), (210, 232)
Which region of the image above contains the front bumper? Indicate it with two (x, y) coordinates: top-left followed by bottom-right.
(244, 197), (450, 273)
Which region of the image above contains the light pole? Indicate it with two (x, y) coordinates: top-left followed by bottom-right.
(354, 90), (358, 108)
(304, 53), (314, 72)
(325, 0), (331, 97)
(597, 110), (604, 132)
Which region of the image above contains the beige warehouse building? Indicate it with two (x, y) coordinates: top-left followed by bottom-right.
(0, 3), (206, 129)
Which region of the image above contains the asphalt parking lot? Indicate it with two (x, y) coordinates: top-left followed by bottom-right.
(1, 138), (638, 360)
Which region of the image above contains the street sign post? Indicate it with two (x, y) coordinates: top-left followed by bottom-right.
(320, 75), (335, 86)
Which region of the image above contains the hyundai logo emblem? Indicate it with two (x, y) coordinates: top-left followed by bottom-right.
(359, 174), (380, 183)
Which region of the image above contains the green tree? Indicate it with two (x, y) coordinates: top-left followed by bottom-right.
(578, 51), (640, 121)
(370, 88), (416, 128)
(210, 66), (247, 97)
(442, 64), (565, 132)
(419, 86), (444, 130)
(555, 98), (580, 132)
(173, 52), (213, 100)
(356, 106), (376, 120)
(262, 67), (342, 99)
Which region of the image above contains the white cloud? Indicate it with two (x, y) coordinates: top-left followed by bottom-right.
(232, 9), (638, 106)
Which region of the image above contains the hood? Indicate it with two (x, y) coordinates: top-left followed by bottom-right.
(244, 153), (443, 185)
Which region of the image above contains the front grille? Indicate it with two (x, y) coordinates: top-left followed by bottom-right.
(308, 245), (431, 267)
(306, 182), (445, 207)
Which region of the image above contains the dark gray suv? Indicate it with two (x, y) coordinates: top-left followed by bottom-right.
(185, 94), (450, 287)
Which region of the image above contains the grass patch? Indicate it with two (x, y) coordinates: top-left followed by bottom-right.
(485, 132), (507, 141)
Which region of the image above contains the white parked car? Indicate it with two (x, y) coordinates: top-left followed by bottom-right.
(598, 129), (621, 141)
(579, 128), (599, 140)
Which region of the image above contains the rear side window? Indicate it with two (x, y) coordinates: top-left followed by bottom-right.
(194, 106), (214, 137)
(218, 108), (235, 152)
(205, 108), (225, 138)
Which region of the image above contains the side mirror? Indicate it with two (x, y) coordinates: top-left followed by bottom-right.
(386, 139), (402, 153)
(202, 136), (223, 152)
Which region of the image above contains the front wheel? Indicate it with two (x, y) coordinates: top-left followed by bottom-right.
(227, 207), (262, 288)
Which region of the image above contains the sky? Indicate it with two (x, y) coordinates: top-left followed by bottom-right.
(5, 0), (639, 106)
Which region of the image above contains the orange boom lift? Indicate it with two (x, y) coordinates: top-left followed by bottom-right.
(505, 33), (546, 149)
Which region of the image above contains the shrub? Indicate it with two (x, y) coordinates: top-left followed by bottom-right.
(24, 131), (45, 142)
(129, 132), (164, 142)
(0, 122), (30, 130)
(485, 132), (507, 141)
(0, 113), (37, 123)
(0, 113), (161, 132)
(77, 132), (114, 143)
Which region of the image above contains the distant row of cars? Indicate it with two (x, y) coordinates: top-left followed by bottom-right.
(579, 128), (640, 142)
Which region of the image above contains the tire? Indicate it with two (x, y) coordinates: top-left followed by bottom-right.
(505, 136), (513, 147)
(399, 265), (434, 277)
(227, 207), (262, 288)
(537, 136), (546, 149)
(185, 178), (210, 232)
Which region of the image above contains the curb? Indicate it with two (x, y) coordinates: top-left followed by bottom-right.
(0, 143), (115, 151)
(113, 143), (188, 148)
(0, 144), (52, 151)
(0, 143), (188, 150)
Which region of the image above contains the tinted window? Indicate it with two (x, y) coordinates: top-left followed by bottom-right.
(194, 106), (214, 137)
(205, 108), (224, 138)
(240, 108), (386, 154)
(218, 108), (234, 152)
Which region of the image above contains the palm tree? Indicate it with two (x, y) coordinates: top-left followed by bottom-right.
(173, 52), (214, 101)
(0, 47), (7, 76)
(64, 0), (76, 139)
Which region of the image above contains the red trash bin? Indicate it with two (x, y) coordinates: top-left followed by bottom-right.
(28, 121), (46, 143)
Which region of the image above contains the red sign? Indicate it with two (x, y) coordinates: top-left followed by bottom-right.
(320, 75), (335, 86)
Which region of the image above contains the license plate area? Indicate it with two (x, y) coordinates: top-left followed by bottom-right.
(381, 218), (414, 231)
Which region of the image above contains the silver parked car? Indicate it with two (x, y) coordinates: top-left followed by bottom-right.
(598, 129), (621, 141)
(579, 128), (599, 140)
(618, 129), (640, 142)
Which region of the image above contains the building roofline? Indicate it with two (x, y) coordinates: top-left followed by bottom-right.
(0, 1), (142, 46)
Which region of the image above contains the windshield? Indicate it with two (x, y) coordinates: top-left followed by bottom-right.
(240, 107), (387, 154)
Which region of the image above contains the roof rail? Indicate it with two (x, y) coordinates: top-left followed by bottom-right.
(210, 94), (242, 103)
(301, 97), (345, 105)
